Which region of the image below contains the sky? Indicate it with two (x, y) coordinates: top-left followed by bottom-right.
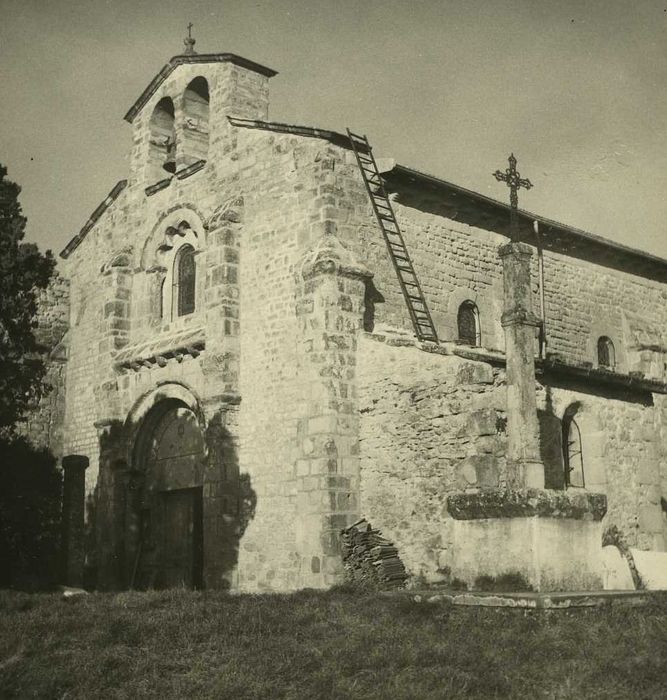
(1, 0), (666, 259)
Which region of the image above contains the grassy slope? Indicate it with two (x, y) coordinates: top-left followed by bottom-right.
(0, 589), (666, 700)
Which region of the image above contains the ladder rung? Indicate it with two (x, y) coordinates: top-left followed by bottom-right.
(348, 131), (367, 141)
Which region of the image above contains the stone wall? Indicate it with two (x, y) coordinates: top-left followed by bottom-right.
(357, 332), (506, 583)
(539, 384), (667, 551)
(60, 55), (667, 592)
(358, 186), (667, 383)
(357, 332), (667, 584)
(62, 67), (371, 590)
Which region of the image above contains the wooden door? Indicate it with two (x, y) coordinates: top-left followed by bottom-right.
(158, 487), (203, 589)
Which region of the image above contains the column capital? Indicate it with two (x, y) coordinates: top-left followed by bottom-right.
(62, 454), (89, 472)
(498, 240), (533, 259)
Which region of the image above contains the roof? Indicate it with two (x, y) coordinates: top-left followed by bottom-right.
(60, 180), (127, 259)
(124, 53), (278, 123)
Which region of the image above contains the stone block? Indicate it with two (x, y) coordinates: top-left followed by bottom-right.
(465, 408), (498, 437)
(455, 361), (493, 386)
(630, 549), (667, 589)
(450, 517), (603, 591)
(638, 460), (658, 486)
(638, 504), (664, 533)
(308, 415), (338, 435)
(459, 455), (499, 490)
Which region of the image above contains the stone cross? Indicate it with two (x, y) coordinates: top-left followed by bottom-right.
(184, 23), (196, 55)
(493, 154), (532, 237)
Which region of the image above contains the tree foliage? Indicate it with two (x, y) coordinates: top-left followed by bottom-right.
(0, 163), (55, 431)
(0, 434), (62, 589)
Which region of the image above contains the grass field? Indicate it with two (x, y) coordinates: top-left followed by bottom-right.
(1, 588), (666, 699)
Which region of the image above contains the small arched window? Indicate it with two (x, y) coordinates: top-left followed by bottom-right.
(173, 245), (196, 317)
(457, 301), (481, 346)
(562, 404), (585, 489)
(597, 336), (615, 370)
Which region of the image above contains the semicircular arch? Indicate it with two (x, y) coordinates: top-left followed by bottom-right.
(140, 204), (208, 270)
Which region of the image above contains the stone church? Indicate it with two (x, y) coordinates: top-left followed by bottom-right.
(38, 37), (667, 592)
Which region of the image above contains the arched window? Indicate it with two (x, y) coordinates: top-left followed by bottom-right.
(173, 245), (196, 317)
(148, 97), (176, 180)
(457, 301), (481, 346)
(181, 77), (210, 167)
(562, 404), (585, 489)
(153, 217), (200, 323)
(597, 336), (615, 370)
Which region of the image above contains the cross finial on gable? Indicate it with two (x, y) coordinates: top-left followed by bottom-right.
(183, 22), (197, 55)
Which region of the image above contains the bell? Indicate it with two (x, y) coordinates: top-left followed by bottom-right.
(163, 159), (176, 174)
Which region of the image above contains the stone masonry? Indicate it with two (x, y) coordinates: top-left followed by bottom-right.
(49, 46), (667, 591)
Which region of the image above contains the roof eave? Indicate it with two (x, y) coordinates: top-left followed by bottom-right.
(385, 163), (667, 277)
(124, 53), (278, 124)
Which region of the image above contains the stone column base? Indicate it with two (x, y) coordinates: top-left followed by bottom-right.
(447, 489), (607, 592)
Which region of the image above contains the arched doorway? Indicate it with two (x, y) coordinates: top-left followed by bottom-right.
(131, 400), (206, 589)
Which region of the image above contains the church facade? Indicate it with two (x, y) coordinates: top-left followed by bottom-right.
(53, 45), (667, 592)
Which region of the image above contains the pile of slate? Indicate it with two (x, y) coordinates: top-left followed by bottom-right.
(340, 519), (408, 589)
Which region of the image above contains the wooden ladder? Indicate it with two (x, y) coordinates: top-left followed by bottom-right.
(347, 129), (438, 343)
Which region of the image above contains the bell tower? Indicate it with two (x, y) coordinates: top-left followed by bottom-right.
(124, 29), (278, 186)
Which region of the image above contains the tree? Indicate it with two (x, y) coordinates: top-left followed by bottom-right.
(0, 435), (62, 589)
(0, 163), (55, 432)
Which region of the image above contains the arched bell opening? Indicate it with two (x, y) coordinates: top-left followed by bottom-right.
(179, 76), (210, 168)
(128, 398), (206, 590)
(148, 97), (177, 181)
